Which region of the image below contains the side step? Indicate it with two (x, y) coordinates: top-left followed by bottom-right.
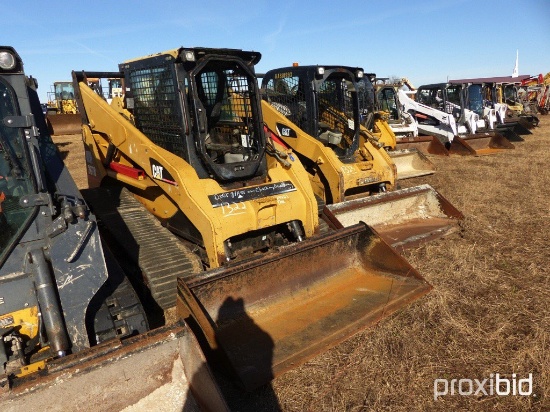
(83, 187), (203, 310)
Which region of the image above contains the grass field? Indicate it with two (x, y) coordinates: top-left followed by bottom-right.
(54, 115), (549, 411)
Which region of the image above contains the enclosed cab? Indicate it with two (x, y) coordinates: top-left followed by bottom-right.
(262, 65), (363, 162)
(121, 48), (267, 183)
(261, 65), (397, 202)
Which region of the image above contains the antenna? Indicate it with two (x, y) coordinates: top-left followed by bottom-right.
(512, 50), (519, 78)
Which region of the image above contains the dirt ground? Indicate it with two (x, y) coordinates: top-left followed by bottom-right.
(53, 116), (549, 411)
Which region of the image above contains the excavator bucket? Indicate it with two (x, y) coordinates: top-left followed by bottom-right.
(322, 184), (463, 250)
(388, 148), (436, 180)
(2, 322), (229, 412)
(395, 135), (449, 156)
(46, 113), (82, 135)
(177, 224), (432, 391)
(448, 133), (514, 156)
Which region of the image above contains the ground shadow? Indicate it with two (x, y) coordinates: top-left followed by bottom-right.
(184, 296), (282, 411)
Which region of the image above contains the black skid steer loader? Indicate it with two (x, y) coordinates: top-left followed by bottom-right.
(0, 46), (228, 411)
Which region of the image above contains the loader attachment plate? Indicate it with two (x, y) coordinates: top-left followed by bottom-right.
(388, 148), (436, 180)
(323, 184), (463, 250)
(450, 133), (514, 156)
(46, 113), (82, 135)
(395, 135), (449, 156)
(178, 224), (431, 390)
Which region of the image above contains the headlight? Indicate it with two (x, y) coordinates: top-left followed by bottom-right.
(356, 70), (364, 79)
(316, 66), (325, 76)
(182, 50), (195, 62)
(0, 51), (16, 70)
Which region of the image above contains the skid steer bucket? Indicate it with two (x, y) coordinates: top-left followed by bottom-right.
(503, 118), (533, 135)
(177, 224), (431, 390)
(323, 184), (463, 250)
(395, 135), (449, 156)
(46, 113), (82, 135)
(449, 133), (514, 155)
(2, 323), (229, 412)
(388, 148), (436, 180)
(496, 124), (524, 142)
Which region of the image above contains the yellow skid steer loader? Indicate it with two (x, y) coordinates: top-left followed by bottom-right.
(261, 65), (463, 249)
(45, 81), (82, 135)
(68, 47), (432, 390)
(356, 75), (440, 175)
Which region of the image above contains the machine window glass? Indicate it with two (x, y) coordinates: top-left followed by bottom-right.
(378, 88), (398, 119)
(417, 89), (433, 107)
(466, 84), (483, 116)
(128, 63), (187, 158)
(317, 74), (356, 151)
(194, 61), (261, 165)
(54, 82), (75, 100)
(357, 77), (375, 114)
(263, 74), (307, 130)
(504, 84), (516, 103)
(0, 78), (36, 260)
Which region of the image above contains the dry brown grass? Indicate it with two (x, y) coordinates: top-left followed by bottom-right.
(53, 117), (550, 411)
(265, 117), (550, 412)
(52, 133), (89, 190)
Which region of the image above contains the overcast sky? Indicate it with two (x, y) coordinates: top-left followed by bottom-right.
(4, 0), (550, 102)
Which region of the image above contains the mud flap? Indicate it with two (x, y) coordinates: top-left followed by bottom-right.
(323, 184), (463, 250)
(395, 135), (449, 156)
(1, 323), (228, 412)
(449, 133), (514, 155)
(46, 114), (82, 135)
(388, 148), (436, 180)
(177, 224), (431, 391)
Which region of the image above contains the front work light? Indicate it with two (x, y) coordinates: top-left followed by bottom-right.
(182, 50), (195, 62)
(0, 51), (16, 70)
